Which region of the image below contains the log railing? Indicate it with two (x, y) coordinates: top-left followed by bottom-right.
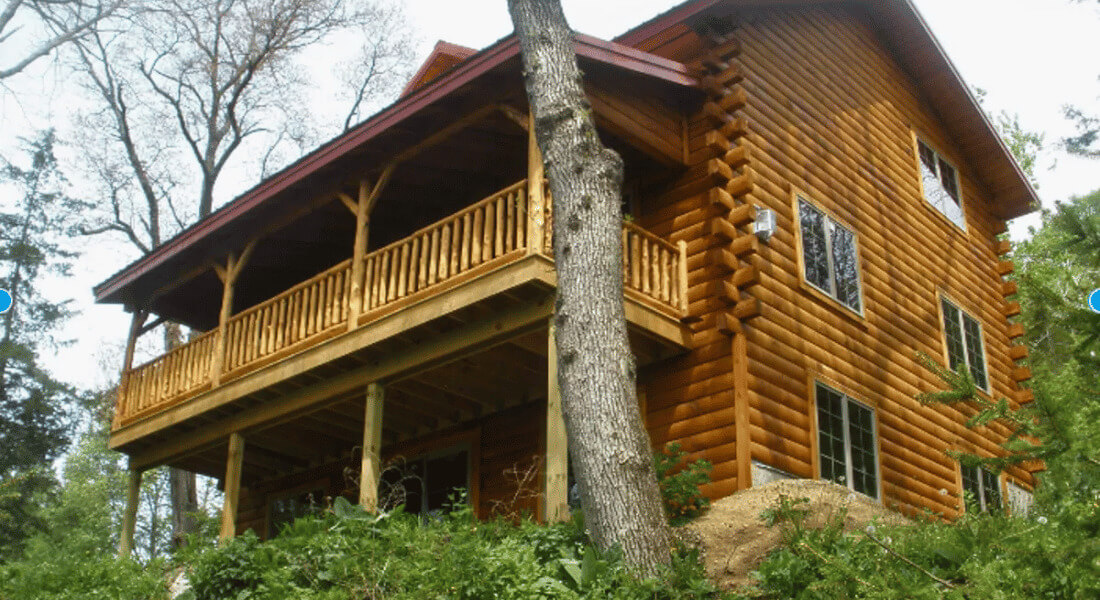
(360, 180), (530, 314)
(118, 328), (217, 423)
(622, 222), (689, 317)
(114, 178), (687, 427)
(223, 259), (353, 374)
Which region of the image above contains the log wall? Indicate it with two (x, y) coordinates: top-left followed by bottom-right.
(636, 5), (1034, 518)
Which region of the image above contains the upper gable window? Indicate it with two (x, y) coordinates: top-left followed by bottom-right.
(917, 139), (965, 229)
(941, 297), (989, 392)
(797, 197), (862, 314)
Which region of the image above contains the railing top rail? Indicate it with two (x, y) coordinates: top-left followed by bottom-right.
(126, 327), (218, 374)
(622, 220), (678, 253)
(363, 179), (530, 260)
(227, 258), (353, 325)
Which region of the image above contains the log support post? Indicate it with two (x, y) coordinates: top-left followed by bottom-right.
(345, 166), (395, 330)
(544, 321), (569, 522)
(115, 310), (149, 427)
(359, 382), (385, 512)
(118, 465), (143, 558)
(219, 432), (246, 542)
(527, 111), (546, 255)
(211, 241), (257, 386)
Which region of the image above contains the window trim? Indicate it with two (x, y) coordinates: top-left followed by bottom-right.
(810, 379), (881, 501)
(937, 293), (992, 394)
(383, 427), (481, 517)
(959, 463), (1002, 513)
(791, 191), (866, 318)
(912, 134), (967, 231)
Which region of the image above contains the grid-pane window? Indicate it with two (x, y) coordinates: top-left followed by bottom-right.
(917, 139), (965, 228)
(816, 383), (879, 499)
(961, 464), (1002, 512)
(941, 298), (989, 391)
(798, 198), (862, 313)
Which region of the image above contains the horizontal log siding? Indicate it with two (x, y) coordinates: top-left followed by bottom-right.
(639, 111), (741, 499)
(729, 6), (1031, 516)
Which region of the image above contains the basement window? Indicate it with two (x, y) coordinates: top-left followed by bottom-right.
(816, 382), (879, 499)
(941, 297), (990, 392)
(797, 196), (863, 314)
(381, 445), (470, 516)
(267, 484), (326, 538)
(917, 139), (965, 229)
(961, 464), (1001, 513)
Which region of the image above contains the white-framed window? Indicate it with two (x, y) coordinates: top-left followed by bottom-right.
(961, 464), (1001, 512)
(797, 196), (862, 314)
(940, 297), (989, 392)
(916, 138), (965, 229)
(816, 382), (879, 499)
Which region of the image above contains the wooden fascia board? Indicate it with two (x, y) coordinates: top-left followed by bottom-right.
(94, 36), (695, 306)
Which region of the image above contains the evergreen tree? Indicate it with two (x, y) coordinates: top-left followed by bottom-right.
(0, 131), (88, 557)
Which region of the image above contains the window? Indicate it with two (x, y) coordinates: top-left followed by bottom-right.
(267, 485), (325, 537)
(941, 297), (989, 391)
(961, 464), (1001, 512)
(816, 382), (879, 499)
(917, 139), (965, 229)
(380, 445), (469, 516)
(797, 197), (862, 313)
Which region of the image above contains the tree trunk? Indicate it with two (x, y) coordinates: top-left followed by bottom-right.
(507, 0), (672, 576)
(164, 322), (199, 548)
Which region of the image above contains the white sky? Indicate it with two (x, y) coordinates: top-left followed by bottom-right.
(0, 0), (1097, 389)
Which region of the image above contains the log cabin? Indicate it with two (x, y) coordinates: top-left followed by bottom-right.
(97, 0), (1041, 554)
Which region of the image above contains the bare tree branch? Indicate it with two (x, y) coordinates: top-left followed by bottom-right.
(0, 0), (124, 79)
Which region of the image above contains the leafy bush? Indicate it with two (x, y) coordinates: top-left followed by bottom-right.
(178, 498), (735, 600)
(655, 443), (713, 526)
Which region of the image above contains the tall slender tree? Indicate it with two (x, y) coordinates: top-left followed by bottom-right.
(507, 0), (671, 576)
(0, 131), (87, 557)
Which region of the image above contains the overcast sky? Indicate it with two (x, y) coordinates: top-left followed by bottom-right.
(1, 0), (1097, 389)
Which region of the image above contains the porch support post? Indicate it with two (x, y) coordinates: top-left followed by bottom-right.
(219, 432), (245, 542)
(211, 241), (257, 386)
(346, 180), (372, 331)
(527, 111), (546, 254)
(115, 310), (148, 427)
(544, 321), (569, 522)
(118, 464), (143, 558)
(359, 383), (384, 512)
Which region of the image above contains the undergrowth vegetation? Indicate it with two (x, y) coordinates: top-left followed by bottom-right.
(177, 497), (731, 600)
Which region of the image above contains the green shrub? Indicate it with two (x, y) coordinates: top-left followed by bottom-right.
(655, 442), (713, 526)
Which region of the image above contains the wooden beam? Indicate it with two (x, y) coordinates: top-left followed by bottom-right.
(391, 104), (502, 165)
(497, 104), (529, 130)
(527, 111), (547, 255)
(347, 179), (373, 332)
(360, 383), (384, 512)
(127, 287), (555, 469)
(544, 322), (569, 523)
(118, 467), (142, 558)
(219, 432), (245, 542)
(116, 311), (148, 428)
(137, 315), (166, 337)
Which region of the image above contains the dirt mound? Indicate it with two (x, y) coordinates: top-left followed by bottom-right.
(683, 479), (909, 591)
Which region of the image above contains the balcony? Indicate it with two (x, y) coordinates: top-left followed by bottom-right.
(111, 178), (691, 455)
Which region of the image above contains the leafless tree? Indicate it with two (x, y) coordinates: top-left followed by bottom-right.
(508, 0), (672, 576)
(70, 0), (414, 546)
(0, 0), (124, 80)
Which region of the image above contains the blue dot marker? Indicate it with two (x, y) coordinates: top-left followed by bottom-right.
(1090, 289), (1100, 314)
(0, 290), (11, 314)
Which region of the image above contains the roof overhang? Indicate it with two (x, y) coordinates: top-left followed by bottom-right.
(617, 0), (1040, 221)
(94, 34), (698, 306)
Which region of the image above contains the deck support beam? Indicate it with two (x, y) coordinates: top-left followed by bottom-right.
(115, 311), (149, 428)
(118, 465), (143, 558)
(544, 322), (569, 522)
(527, 111), (546, 254)
(219, 432), (245, 542)
(359, 383), (385, 512)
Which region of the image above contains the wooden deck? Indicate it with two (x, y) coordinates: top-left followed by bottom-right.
(110, 178), (691, 458)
